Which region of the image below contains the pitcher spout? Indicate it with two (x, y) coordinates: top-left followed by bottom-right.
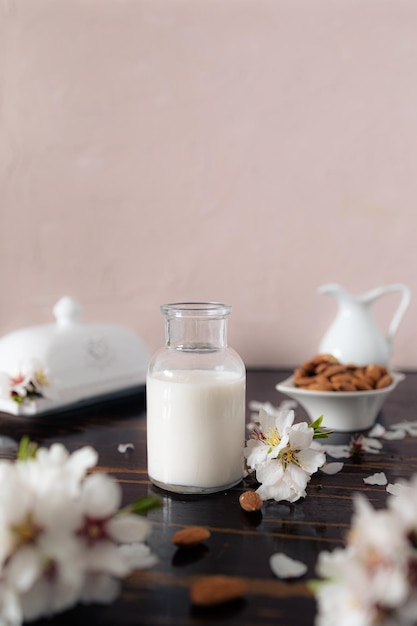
(317, 284), (352, 302)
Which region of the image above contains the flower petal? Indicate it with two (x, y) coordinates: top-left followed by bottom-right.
(368, 424), (386, 438)
(270, 553), (308, 579)
(363, 472), (387, 486)
(386, 482), (406, 496)
(107, 515), (150, 544)
(321, 462), (344, 475)
(383, 429), (406, 440)
(312, 442), (351, 459)
(80, 473), (121, 518)
(81, 574), (121, 605)
(118, 542), (158, 570)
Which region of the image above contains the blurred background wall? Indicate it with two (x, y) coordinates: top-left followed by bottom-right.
(0, 0), (416, 369)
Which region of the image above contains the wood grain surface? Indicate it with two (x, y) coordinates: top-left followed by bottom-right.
(0, 368), (414, 626)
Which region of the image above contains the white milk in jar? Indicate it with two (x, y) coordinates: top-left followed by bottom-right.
(146, 302), (246, 494)
(147, 369), (245, 491)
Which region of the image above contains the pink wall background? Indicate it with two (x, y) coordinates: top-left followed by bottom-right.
(0, 0), (416, 370)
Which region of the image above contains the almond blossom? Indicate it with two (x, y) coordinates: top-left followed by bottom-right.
(0, 361), (52, 405)
(244, 406), (295, 469)
(0, 440), (159, 625)
(314, 481), (417, 626)
(244, 405), (327, 503)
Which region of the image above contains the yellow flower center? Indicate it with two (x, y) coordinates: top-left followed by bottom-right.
(34, 368), (49, 387)
(12, 514), (41, 547)
(279, 446), (301, 469)
(264, 427), (280, 448)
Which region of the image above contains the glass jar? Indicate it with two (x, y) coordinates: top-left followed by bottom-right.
(146, 302), (246, 494)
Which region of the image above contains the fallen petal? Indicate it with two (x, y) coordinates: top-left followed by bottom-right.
(368, 424), (386, 438)
(269, 553), (308, 579)
(363, 472), (387, 485)
(117, 443), (135, 453)
(362, 437), (383, 452)
(386, 482), (406, 496)
(312, 442), (351, 459)
(390, 420), (417, 431)
(321, 462), (344, 475)
(383, 430), (406, 440)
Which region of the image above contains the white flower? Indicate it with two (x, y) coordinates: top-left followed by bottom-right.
(348, 495), (410, 608)
(350, 435), (382, 455)
(244, 406), (295, 469)
(314, 489), (417, 626)
(0, 442), (158, 625)
(254, 422), (326, 503)
(387, 474), (417, 533)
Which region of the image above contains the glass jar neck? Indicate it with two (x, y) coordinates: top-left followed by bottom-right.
(161, 303), (231, 351)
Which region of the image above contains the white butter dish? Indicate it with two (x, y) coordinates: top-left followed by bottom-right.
(0, 296), (150, 416)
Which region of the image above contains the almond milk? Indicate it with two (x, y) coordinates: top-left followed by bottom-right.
(146, 369), (245, 493)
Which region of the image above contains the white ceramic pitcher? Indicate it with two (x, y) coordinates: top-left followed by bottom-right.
(318, 283), (411, 365)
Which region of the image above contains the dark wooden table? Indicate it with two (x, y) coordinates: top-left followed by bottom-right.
(0, 368), (415, 626)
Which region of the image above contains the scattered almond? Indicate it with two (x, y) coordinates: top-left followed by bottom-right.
(190, 575), (248, 606)
(239, 490), (263, 512)
(171, 526), (211, 547)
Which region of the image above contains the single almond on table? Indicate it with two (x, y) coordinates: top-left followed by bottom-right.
(239, 490), (263, 512)
(190, 575), (248, 606)
(172, 526), (211, 547)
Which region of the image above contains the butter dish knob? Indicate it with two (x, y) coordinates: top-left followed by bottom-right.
(53, 296), (83, 326)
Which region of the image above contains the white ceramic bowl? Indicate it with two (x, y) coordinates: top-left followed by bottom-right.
(276, 371), (405, 432)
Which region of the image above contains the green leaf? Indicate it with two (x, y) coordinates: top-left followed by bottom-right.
(309, 415), (324, 430)
(17, 436), (38, 461)
(309, 415), (333, 439)
(125, 494), (163, 515)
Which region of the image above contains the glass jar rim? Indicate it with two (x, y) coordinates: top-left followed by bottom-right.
(160, 302), (232, 318)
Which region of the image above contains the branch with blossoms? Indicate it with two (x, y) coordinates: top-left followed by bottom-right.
(243, 404), (332, 503)
(312, 475), (417, 626)
(0, 438), (161, 626)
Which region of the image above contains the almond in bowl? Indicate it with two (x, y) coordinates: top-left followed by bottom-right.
(276, 355), (405, 432)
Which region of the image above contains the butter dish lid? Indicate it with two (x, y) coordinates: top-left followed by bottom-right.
(0, 296), (150, 416)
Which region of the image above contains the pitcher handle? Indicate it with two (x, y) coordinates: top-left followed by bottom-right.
(365, 284), (411, 344)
